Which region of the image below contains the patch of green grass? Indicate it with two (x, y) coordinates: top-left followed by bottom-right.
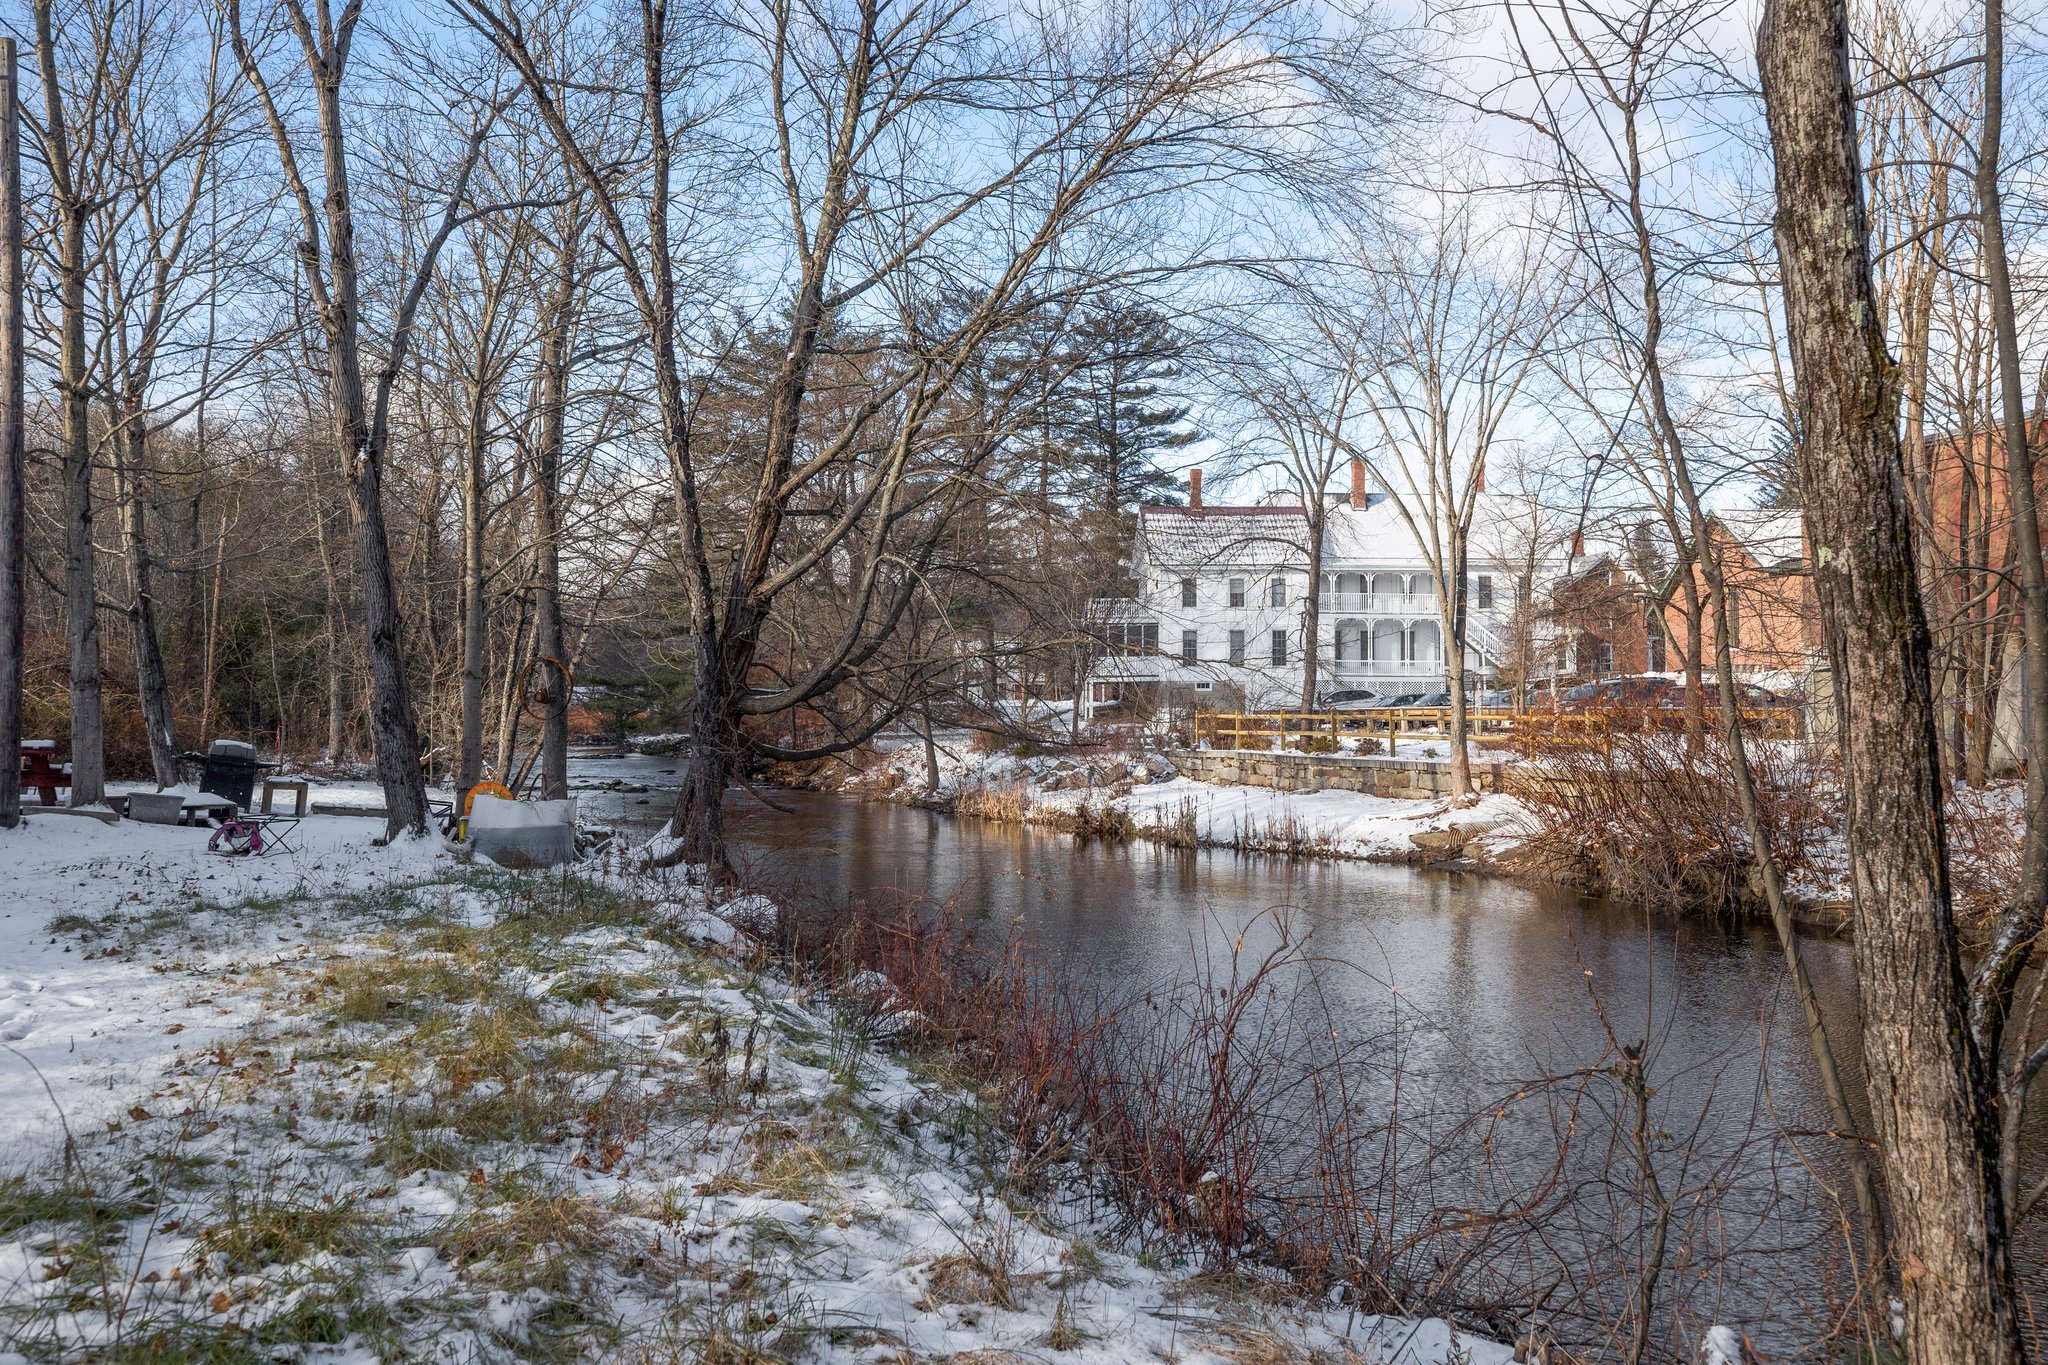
(371, 1114), (470, 1177)
(194, 1191), (366, 1273)
(84, 1293), (391, 1365)
(447, 1081), (568, 1145)
(0, 1173), (143, 1236)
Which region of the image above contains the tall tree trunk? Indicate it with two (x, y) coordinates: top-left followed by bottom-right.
(343, 439), (431, 836)
(1299, 505), (1324, 712)
(1758, 1), (2023, 1357)
(1967, 0), (2048, 1075)
(1440, 557), (1471, 798)
(34, 4), (102, 804)
(531, 226), (577, 800)
(0, 37), (22, 829)
(112, 408), (176, 786)
(228, 0), (485, 838)
(457, 402), (486, 794)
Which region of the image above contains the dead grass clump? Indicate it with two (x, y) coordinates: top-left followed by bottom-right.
(434, 1191), (615, 1293)
(1057, 800), (1134, 841)
(1207, 1324), (1369, 1365)
(956, 783), (1032, 823)
(195, 1194), (365, 1274)
(920, 1252), (1016, 1310)
(371, 1112), (470, 1176)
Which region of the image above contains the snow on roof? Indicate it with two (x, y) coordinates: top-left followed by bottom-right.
(1324, 490), (1568, 566)
(1137, 504), (1307, 571)
(1715, 507), (1805, 570)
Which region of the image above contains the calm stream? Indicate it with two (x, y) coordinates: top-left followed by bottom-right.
(570, 753), (1999, 1351)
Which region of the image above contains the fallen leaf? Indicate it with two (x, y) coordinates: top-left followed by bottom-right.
(164, 1023), (184, 1035)
(128, 1105), (153, 1121)
(210, 1290), (233, 1313)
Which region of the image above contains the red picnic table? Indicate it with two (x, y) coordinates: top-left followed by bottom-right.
(18, 741), (68, 806)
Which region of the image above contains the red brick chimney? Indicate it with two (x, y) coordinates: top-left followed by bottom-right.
(1570, 528), (1585, 557)
(1349, 457), (1366, 509)
(1189, 468), (1202, 509)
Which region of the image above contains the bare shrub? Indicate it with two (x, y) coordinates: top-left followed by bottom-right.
(1511, 726), (1836, 914)
(1946, 779), (2025, 927)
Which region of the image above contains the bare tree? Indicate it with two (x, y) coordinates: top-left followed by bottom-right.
(28, 0), (111, 805)
(0, 36), (23, 828)
(1211, 307), (1368, 712)
(1345, 203), (1555, 797)
(226, 0), (505, 836)
(1498, 0), (1888, 1272)
(460, 0), (1395, 872)
(1964, 0), (2048, 1132)
(1758, 0), (2023, 1356)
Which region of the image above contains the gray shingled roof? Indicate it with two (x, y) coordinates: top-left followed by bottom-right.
(1138, 505), (1308, 572)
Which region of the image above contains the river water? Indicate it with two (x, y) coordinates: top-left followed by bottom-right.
(573, 754), (1907, 1351)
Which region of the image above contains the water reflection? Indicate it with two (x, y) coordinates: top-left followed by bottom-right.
(576, 756), (1904, 1348)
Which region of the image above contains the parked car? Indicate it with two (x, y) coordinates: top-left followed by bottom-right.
(1662, 679), (1794, 710)
(1558, 675), (1681, 711)
(1316, 688), (1381, 711)
(1368, 692), (1428, 710)
(1398, 691), (1453, 709)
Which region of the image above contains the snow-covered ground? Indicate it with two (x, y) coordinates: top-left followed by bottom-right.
(0, 811), (459, 1150)
(0, 814), (1517, 1364)
(842, 740), (1526, 864)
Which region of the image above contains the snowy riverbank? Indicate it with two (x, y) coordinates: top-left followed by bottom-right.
(827, 739), (1529, 866)
(0, 814), (1517, 1364)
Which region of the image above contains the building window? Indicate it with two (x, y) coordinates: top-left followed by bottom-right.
(1091, 681), (1119, 704)
(1647, 621), (1665, 672)
(1271, 629), (1287, 665)
(1596, 641), (1615, 675)
(1181, 629), (1198, 661)
(1228, 629), (1246, 665)
(1180, 577), (1197, 608)
(1474, 574), (1494, 610)
(1268, 577), (1286, 607)
(1228, 578), (1245, 608)
(1105, 621), (1158, 653)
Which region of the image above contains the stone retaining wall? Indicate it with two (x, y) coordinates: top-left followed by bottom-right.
(1169, 749), (1510, 800)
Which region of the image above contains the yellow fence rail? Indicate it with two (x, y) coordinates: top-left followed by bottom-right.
(1193, 705), (1803, 756)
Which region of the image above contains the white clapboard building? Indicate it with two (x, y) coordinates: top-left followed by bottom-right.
(1082, 462), (1569, 721)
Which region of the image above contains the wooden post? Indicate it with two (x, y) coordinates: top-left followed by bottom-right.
(0, 40), (22, 828)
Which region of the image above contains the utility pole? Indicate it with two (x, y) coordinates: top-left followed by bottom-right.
(0, 38), (25, 830)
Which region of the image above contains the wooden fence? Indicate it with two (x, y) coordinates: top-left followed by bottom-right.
(1193, 705), (1804, 757)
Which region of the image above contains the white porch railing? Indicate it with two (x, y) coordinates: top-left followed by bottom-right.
(1329, 658), (1444, 676)
(1319, 593), (1439, 614)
